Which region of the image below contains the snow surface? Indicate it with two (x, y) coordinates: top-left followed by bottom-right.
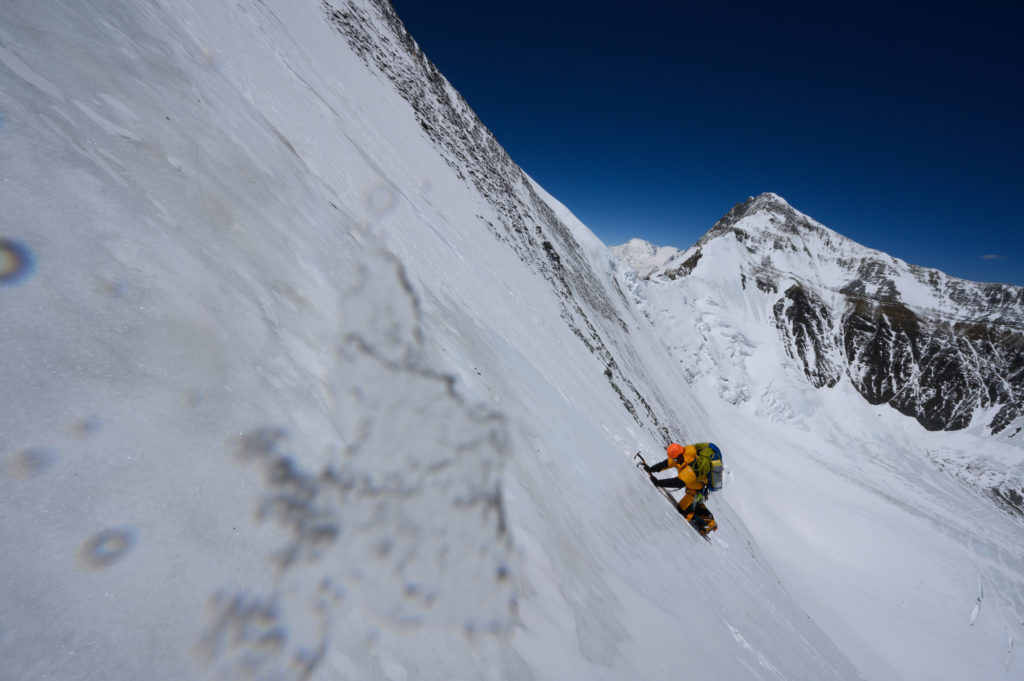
(0, 2), (1020, 681)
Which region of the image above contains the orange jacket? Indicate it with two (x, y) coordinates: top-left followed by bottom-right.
(656, 443), (704, 491)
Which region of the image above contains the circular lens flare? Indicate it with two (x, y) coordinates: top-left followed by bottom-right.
(79, 528), (136, 569)
(0, 239), (35, 285)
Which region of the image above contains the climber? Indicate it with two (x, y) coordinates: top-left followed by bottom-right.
(641, 442), (722, 535)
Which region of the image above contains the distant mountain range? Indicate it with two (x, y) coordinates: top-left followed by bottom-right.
(620, 193), (1024, 438)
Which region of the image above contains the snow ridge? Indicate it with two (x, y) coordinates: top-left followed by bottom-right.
(325, 0), (690, 443)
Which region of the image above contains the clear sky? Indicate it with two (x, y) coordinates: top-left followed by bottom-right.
(389, 1), (1023, 286)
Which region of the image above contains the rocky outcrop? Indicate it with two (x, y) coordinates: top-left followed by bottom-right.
(773, 284), (842, 389)
(842, 298), (1024, 432)
(662, 248), (703, 281)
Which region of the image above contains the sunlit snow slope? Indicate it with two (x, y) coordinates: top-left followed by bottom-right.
(0, 1), (865, 680)
(6, 2), (1017, 681)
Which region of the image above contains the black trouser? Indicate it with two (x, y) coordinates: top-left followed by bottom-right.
(652, 477), (685, 490)
(652, 476), (714, 522)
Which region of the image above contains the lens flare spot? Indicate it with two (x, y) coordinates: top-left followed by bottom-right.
(363, 182), (399, 218)
(0, 239), (35, 285)
(2, 448), (59, 479)
(99, 278), (130, 298)
(74, 416), (103, 437)
(79, 527), (136, 569)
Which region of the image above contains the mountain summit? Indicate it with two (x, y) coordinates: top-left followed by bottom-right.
(700, 192), (808, 242)
(652, 193), (1024, 437)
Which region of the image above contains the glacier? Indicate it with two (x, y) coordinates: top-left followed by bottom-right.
(1, 1), (1021, 681)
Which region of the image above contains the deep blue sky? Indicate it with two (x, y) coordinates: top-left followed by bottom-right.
(390, 1), (1023, 286)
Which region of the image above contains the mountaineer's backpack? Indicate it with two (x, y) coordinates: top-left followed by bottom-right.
(693, 442), (723, 492)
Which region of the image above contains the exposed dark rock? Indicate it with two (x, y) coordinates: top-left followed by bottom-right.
(839, 295), (1024, 432)
(773, 285), (841, 388)
(842, 299), (921, 407)
(991, 486), (1024, 518)
(708, 194), (1024, 436)
(662, 249), (702, 280)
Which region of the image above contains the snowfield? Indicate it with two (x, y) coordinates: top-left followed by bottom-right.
(1, 1), (1020, 680)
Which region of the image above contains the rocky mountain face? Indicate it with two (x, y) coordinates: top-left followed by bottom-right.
(658, 193), (1024, 439)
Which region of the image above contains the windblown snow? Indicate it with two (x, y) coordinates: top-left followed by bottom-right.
(0, 2), (1021, 681)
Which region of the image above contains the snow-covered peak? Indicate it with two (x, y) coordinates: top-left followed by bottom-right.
(610, 238), (681, 277)
(660, 193), (1024, 325)
(738, 191), (795, 214)
(698, 192), (842, 251)
(756, 190), (789, 205)
(649, 192), (1024, 434)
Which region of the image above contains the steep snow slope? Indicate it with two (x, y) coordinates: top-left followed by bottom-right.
(625, 194), (1024, 681)
(1, 2), (863, 681)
